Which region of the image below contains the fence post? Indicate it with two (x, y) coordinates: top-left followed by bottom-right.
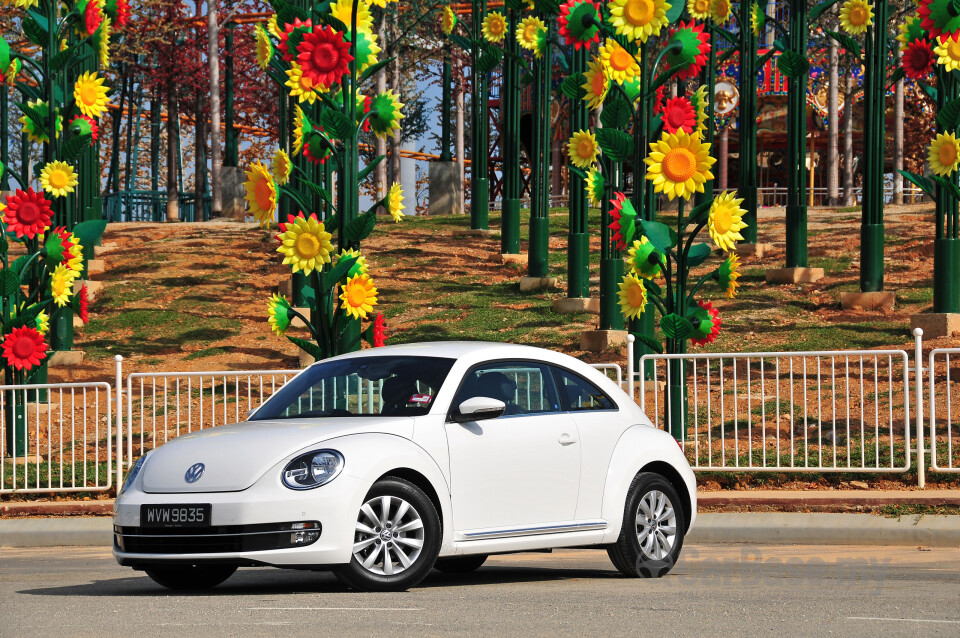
(914, 328), (925, 489)
(626, 334), (635, 403)
(115, 355), (123, 489)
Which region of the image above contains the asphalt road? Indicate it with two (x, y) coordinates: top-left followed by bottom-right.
(1, 544), (959, 637)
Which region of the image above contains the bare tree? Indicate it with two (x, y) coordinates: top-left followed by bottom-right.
(208, 1), (223, 217)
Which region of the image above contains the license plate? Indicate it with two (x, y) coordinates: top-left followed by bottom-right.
(140, 504), (211, 528)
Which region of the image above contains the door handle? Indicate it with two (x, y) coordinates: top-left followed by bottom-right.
(558, 433), (577, 446)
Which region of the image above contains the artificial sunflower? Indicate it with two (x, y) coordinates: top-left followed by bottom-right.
(585, 165), (605, 206)
(329, 0), (373, 33)
(928, 132), (960, 175)
(339, 248), (369, 277)
(1, 326), (47, 372)
(689, 300), (721, 346)
(661, 96), (696, 135)
(750, 1), (764, 36)
(608, 0), (670, 43)
(293, 105), (305, 155)
(710, 0), (731, 23)
(618, 273), (648, 319)
(4, 59), (22, 87)
(44, 226), (74, 266)
(348, 30), (382, 75)
(441, 6), (457, 34)
(104, 0), (131, 26)
(267, 13), (281, 38)
(367, 0), (398, 8)
(267, 293), (293, 336)
(50, 264), (76, 307)
(296, 25), (353, 88)
(599, 39), (640, 84)
(39, 161), (78, 198)
(340, 274), (378, 320)
(19, 100), (61, 143)
(707, 191), (748, 251)
(626, 236), (662, 279)
(935, 33), (960, 71)
(897, 16), (925, 51)
(482, 11), (507, 43)
(839, 0), (873, 34)
(285, 63), (324, 104)
(368, 89), (405, 140)
(581, 57), (610, 109)
(387, 182), (405, 222)
(716, 252), (741, 298)
(93, 17), (112, 66)
(903, 38), (935, 79)
(272, 148), (293, 186)
(517, 16), (546, 51)
(531, 24), (550, 58)
(2, 188), (52, 239)
(918, 0), (960, 39)
(645, 129), (716, 201)
(665, 21), (711, 80)
(243, 161), (278, 228)
(687, 0), (710, 20)
(609, 191), (638, 249)
(277, 213), (335, 275)
(558, 0), (602, 49)
(255, 24), (273, 70)
(689, 85), (709, 138)
(567, 130), (600, 168)
(35, 310), (50, 336)
(73, 71), (111, 119)
(278, 18), (313, 62)
(64, 232), (84, 276)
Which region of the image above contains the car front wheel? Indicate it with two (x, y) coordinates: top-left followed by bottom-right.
(607, 472), (685, 578)
(143, 564), (237, 590)
(334, 477), (441, 592)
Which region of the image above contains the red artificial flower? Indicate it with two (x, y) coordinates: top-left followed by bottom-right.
(690, 300), (722, 347)
(1, 326), (48, 372)
(359, 95), (372, 132)
(84, 0), (103, 36)
(68, 114), (99, 142)
(278, 18), (313, 62)
(608, 191), (628, 250)
(662, 96), (697, 134)
(76, 285), (90, 324)
(653, 85), (667, 114)
(3, 188), (53, 239)
(903, 39), (935, 80)
(45, 226), (74, 261)
(296, 25), (353, 88)
(558, 0), (602, 50)
(667, 21), (711, 81)
(114, 0), (130, 27)
(373, 313), (386, 347)
(302, 141), (330, 165)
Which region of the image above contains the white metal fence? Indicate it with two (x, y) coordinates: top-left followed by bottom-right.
(927, 348), (960, 473)
(756, 186), (927, 208)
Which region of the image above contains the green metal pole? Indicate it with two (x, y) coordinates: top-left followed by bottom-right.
(501, 7), (521, 254)
(470, 0), (490, 230)
(567, 47), (589, 297)
(224, 24), (239, 167)
(631, 40), (656, 378)
(528, 22), (551, 279)
(858, 1), (887, 292)
(1, 85), (8, 190)
(599, 160), (624, 330)
(784, 0), (809, 267)
(695, 30), (717, 208)
(440, 52), (453, 162)
(935, 69), (960, 313)
(737, 0), (759, 243)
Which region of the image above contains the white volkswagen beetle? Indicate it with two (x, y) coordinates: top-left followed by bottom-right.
(114, 342), (696, 591)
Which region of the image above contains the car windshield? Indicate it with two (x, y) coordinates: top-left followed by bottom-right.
(250, 356), (456, 420)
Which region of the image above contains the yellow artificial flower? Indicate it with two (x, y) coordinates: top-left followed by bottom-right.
(839, 0), (873, 35)
(517, 16), (545, 51)
(255, 24), (273, 70)
(39, 161), (78, 198)
(367, 0), (398, 8)
(717, 252), (741, 298)
(387, 182), (405, 222)
(272, 148), (292, 185)
(936, 34), (960, 72)
(567, 130), (600, 168)
(243, 161), (277, 228)
(482, 11), (507, 43)
(339, 248), (369, 276)
(441, 6), (457, 35)
(330, 0), (373, 33)
(928, 132), (960, 175)
(618, 272), (648, 319)
(35, 310), (50, 336)
(94, 17), (112, 66)
(339, 273), (378, 320)
(267, 293), (292, 336)
(644, 129), (716, 200)
(707, 191), (748, 252)
(65, 232), (84, 276)
(686, 0), (711, 20)
(266, 14), (281, 38)
(286, 62), (324, 104)
(609, 0), (670, 42)
(73, 71), (111, 119)
(599, 39), (640, 84)
(276, 215), (334, 275)
(293, 105), (305, 155)
(351, 30), (382, 74)
(585, 165), (605, 206)
(581, 56), (610, 109)
(710, 0), (731, 23)
(50, 264), (76, 307)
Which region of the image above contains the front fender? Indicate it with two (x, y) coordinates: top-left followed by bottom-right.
(600, 426), (697, 544)
(320, 432), (455, 558)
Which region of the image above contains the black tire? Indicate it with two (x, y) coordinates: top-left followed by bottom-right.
(143, 564), (237, 590)
(607, 472), (685, 578)
(434, 554), (487, 574)
(334, 477), (442, 592)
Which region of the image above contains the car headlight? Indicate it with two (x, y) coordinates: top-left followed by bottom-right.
(281, 450), (344, 490)
(120, 453), (149, 494)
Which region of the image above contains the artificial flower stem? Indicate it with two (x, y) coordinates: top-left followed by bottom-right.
(646, 40), (684, 96)
(685, 269), (719, 305)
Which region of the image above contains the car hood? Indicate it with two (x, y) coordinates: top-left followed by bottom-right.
(140, 417), (414, 493)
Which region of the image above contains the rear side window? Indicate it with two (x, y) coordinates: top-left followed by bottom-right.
(551, 366), (616, 412)
(453, 362), (560, 416)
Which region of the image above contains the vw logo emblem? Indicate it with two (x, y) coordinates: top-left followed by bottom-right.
(184, 463), (205, 484)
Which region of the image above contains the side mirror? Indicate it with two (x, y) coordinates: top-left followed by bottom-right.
(450, 397), (506, 423)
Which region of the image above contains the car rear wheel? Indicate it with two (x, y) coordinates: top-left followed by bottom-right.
(434, 554), (487, 573)
(334, 477), (441, 592)
(607, 472), (685, 578)
(143, 564), (237, 590)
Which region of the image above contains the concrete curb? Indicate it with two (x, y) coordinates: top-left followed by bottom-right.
(2, 513), (959, 548)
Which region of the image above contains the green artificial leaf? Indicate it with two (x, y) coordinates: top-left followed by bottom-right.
(632, 332), (664, 354)
(322, 255), (357, 289)
(358, 155), (385, 183)
(2, 270), (21, 297)
(21, 16), (46, 46)
(887, 66), (905, 89)
(534, 0), (560, 13)
(898, 170), (935, 198)
(568, 166), (587, 180)
(660, 313), (694, 340)
(757, 48), (777, 67)
(17, 102), (48, 133)
(665, 0), (683, 22)
(686, 199), (712, 225)
(686, 243), (712, 268)
(772, 37), (787, 53)
(640, 219), (675, 252)
(287, 335), (326, 362)
(520, 71), (534, 86)
(10, 255), (30, 277)
(301, 179), (332, 205)
(823, 29), (860, 59)
(717, 48), (737, 66)
(50, 43), (79, 73)
(776, 50), (809, 78)
(477, 47), (503, 74)
(323, 15), (349, 34)
(919, 81), (938, 104)
(939, 96), (960, 131)
(320, 109), (352, 140)
(809, 0), (843, 22)
(360, 57), (392, 84)
(560, 74), (587, 101)
(600, 91), (632, 129)
(61, 134), (92, 161)
(323, 213), (340, 234)
(448, 34), (473, 52)
(933, 175), (960, 202)
(595, 128), (634, 162)
(344, 210), (377, 244)
(71, 220), (108, 248)
(644, 278), (662, 298)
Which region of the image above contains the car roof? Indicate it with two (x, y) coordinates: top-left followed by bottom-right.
(315, 341), (583, 368)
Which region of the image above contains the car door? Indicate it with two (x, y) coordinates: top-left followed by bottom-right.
(445, 361), (581, 534)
